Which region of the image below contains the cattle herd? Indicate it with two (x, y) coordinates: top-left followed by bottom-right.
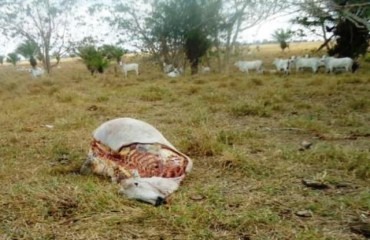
(12, 54), (358, 79)
(235, 55), (357, 74)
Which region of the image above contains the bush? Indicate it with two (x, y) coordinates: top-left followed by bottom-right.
(77, 45), (109, 75)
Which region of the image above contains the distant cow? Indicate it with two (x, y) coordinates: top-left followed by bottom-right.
(29, 67), (45, 78)
(323, 57), (354, 73)
(234, 60), (263, 73)
(167, 68), (181, 77)
(272, 58), (290, 74)
(120, 62), (139, 78)
(294, 57), (324, 73)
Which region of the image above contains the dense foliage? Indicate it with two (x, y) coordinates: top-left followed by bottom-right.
(295, 0), (370, 57)
(77, 45), (109, 75)
(271, 29), (293, 51)
(16, 40), (40, 68)
(6, 52), (20, 66)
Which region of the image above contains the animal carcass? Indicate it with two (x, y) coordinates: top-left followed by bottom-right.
(81, 117), (193, 206)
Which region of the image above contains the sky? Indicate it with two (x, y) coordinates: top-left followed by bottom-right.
(0, 5), (314, 57)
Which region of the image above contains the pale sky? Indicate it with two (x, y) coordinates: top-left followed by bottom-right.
(0, 8), (311, 56)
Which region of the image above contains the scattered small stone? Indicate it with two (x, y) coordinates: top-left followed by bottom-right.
(299, 140), (313, 151)
(190, 194), (205, 201)
(87, 105), (98, 111)
(295, 210), (313, 218)
(302, 179), (330, 189)
(301, 140), (312, 149)
(44, 124), (54, 129)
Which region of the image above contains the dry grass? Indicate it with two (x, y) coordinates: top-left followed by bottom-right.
(0, 42), (369, 240)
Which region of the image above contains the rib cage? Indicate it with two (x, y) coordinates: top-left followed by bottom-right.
(90, 139), (189, 180)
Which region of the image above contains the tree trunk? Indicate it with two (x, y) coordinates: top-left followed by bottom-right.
(321, 23), (331, 51)
(190, 59), (199, 75)
(224, 27), (232, 75)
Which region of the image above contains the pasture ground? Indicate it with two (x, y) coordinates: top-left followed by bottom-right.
(0, 42), (369, 239)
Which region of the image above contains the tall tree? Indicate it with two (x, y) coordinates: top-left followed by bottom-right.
(108, 0), (290, 73)
(149, 0), (216, 74)
(99, 44), (126, 64)
(0, 0), (78, 73)
(16, 40), (39, 68)
(293, 1), (335, 51)
(0, 55), (4, 65)
(76, 45), (109, 76)
(217, 0), (292, 73)
(6, 52), (20, 66)
(272, 28), (293, 51)
(296, 0), (369, 57)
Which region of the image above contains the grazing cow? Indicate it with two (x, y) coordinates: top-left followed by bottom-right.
(234, 60), (263, 73)
(29, 67), (45, 78)
(323, 56), (354, 73)
(120, 62), (139, 78)
(294, 57), (324, 73)
(167, 68), (181, 77)
(81, 117), (193, 206)
(272, 58), (290, 74)
(163, 62), (174, 74)
(201, 66), (211, 73)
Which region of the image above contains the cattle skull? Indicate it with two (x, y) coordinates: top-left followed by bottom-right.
(119, 174), (184, 206)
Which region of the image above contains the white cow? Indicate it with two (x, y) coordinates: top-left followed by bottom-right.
(167, 68), (181, 77)
(163, 62), (174, 74)
(29, 67), (45, 78)
(323, 57), (354, 73)
(234, 60), (263, 73)
(294, 57), (324, 73)
(201, 66), (211, 73)
(120, 62), (139, 78)
(272, 58), (290, 74)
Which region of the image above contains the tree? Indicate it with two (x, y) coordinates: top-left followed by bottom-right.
(0, 55), (4, 65)
(216, 0), (292, 73)
(328, 18), (369, 58)
(99, 44), (126, 64)
(6, 53), (20, 66)
(76, 45), (109, 75)
(108, 0), (291, 73)
(99, 44), (126, 75)
(148, 0), (215, 74)
(0, 0), (78, 74)
(296, 0), (370, 57)
(272, 29), (293, 51)
(16, 40), (39, 68)
(292, 1), (335, 51)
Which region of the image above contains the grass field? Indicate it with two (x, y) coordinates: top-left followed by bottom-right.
(0, 42), (369, 239)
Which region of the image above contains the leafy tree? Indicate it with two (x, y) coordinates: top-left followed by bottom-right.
(296, 0), (370, 57)
(76, 45), (109, 75)
(0, 0), (78, 74)
(272, 29), (293, 51)
(99, 45), (126, 64)
(99, 44), (126, 75)
(6, 53), (20, 66)
(16, 40), (39, 68)
(108, 0), (290, 73)
(185, 30), (211, 74)
(328, 18), (369, 58)
(292, 1), (335, 51)
(148, 0), (214, 74)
